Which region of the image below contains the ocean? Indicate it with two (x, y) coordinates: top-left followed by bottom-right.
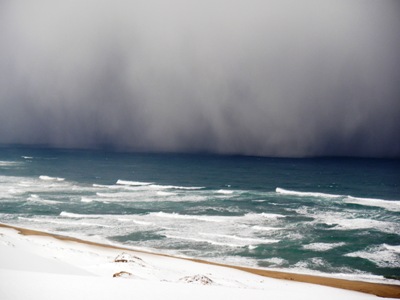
(0, 146), (399, 282)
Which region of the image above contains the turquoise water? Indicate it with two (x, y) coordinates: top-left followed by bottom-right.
(0, 146), (399, 282)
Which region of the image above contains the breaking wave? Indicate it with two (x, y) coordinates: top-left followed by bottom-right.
(277, 187), (400, 212)
(116, 179), (203, 190)
(60, 211), (102, 219)
(39, 175), (65, 181)
(276, 187), (341, 198)
(344, 196), (400, 212)
(148, 212), (284, 223)
(302, 242), (346, 252)
(216, 189), (234, 195)
(116, 180), (152, 186)
(199, 233), (279, 245)
(345, 244), (400, 268)
(0, 161), (22, 167)
(27, 194), (61, 205)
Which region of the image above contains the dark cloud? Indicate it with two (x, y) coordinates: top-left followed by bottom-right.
(1, 0), (399, 157)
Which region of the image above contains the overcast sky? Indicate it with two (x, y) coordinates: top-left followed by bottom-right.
(1, 0), (399, 157)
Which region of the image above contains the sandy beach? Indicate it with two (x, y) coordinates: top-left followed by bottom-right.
(0, 223), (399, 300)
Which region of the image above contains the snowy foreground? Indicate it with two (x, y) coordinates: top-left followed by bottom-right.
(0, 227), (395, 300)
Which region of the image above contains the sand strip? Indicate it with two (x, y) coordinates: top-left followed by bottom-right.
(0, 222), (398, 298)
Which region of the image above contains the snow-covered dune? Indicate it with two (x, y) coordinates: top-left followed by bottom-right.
(0, 225), (397, 300)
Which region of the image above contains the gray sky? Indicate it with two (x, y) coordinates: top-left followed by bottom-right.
(1, 0), (399, 157)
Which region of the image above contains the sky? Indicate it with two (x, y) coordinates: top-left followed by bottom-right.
(1, 0), (399, 158)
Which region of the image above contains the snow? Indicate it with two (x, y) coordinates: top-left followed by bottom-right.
(0, 227), (393, 300)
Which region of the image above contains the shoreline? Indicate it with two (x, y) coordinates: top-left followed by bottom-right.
(1, 222), (399, 298)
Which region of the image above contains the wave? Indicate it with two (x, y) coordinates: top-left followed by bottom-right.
(96, 192), (134, 199)
(148, 212), (284, 224)
(164, 234), (242, 248)
(59, 211), (102, 219)
(116, 180), (152, 186)
(167, 185), (204, 190)
(320, 216), (399, 235)
(117, 218), (154, 226)
(166, 232), (279, 248)
(27, 194), (61, 205)
(148, 184), (204, 190)
(345, 244), (400, 268)
(277, 187), (400, 212)
(302, 242), (346, 252)
(344, 196), (400, 212)
(81, 197), (95, 203)
(261, 257), (288, 266)
(276, 187), (341, 199)
(156, 191), (176, 196)
(93, 184), (111, 188)
(0, 161), (22, 167)
(148, 212), (226, 222)
(95, 191), (207, 203)
(39, 175), (65, 181)
(21, 156), (33, 159)
(383, 244), (400, 253)
(18, 216), (112, 228)
(252, 225), (282, 231)
(216, 189), (234, 195)
(199, 233), (279, 244)
(116, 179), (204, 190)
(245, 212), (285, 219)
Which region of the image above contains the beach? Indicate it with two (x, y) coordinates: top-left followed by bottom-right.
(0, 223), (399, 300)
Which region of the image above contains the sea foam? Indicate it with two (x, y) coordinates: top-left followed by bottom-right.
(345, 244), (400, 268)
(60, 211), (102, 219)
(276, 188), (341, 199)
(302, 242), (346, 252)
(343, 196), (400, 212)
(39, 175), (65, 181)
(116, 180), (152, 186)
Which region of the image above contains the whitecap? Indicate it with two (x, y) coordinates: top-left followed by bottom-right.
(302, 242), (346, 252)
(345, 244), (400, 268)
(117, 218), (154, 226)
(244, 212), (285, 219)
(164, 234), (241, 248)
(59, 211), (101, 219)
(93, 184), (111, 188)
(199, 233), (279, 244)
(148, 211), (284, 223)
(156, 191), (176, 196)
(39, 175), (65, 181)
(261, 257), (288, 266)
(166, 185), (204, 190)
(344, 196), (400, 212)
(252, 225), (282, 231)
(328, 218), (398, 234)
(0, 161), (21, 167)
(81, 197), (94, 203)
(148, 184), (204, 190)
(148, 212), (226, 222)
(116, 179), (153, 186)
(96, 192), (134, 199)
(27, 195), (61, 205)
(276, 187), (341, 199)
(383, 244), (400, 253)
(216, 189), (234, 195)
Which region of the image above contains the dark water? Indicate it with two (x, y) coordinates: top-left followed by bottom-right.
(0, 146), (399, 282)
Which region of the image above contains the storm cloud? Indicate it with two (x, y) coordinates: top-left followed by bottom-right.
(1, 0), (399, 157)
